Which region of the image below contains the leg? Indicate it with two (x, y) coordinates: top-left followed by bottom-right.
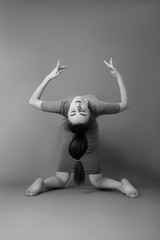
(43, 172), (70, 189)
(89, 173), (139, 198)
(26, 172), (70, 196)
(89, 173), (122, 191)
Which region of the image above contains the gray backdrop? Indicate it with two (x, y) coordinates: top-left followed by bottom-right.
(0, 0), (159, 186)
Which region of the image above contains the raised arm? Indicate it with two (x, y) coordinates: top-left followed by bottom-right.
(104, 58), (129, 112)
(29, 60), (67, 110)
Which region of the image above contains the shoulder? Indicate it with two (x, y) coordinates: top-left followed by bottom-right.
(83, 94), (97, 100)
(84, 94), (101, 106)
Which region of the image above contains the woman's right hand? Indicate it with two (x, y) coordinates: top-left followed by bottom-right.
(47, 59), (68, 79)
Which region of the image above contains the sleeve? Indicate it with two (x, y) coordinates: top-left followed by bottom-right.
(96, 101), (120, 116)
(41, 100), (63, 114)
(88, 96), (120, 117)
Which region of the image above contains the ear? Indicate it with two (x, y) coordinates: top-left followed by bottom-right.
(87, 101), (92, 113)
(67, 112), (70, 121)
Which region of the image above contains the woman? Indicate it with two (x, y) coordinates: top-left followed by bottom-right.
(26, 58), (138, 198)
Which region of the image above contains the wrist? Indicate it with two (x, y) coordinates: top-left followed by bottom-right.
(46, 72), (59, 81)
(113, 70), (121, 79)
(45, 74), (54, 82)
(111, 70), (119, 78)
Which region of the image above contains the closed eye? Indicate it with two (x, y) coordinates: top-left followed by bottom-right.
(70, 113), (87, 117)
(80, 113), (87, 116)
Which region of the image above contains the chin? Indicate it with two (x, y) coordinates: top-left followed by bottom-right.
(69, 118), (89, 125)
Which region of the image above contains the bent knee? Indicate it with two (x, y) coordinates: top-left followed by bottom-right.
(56, 172), (70, 187)
(89, 173), (103, 189)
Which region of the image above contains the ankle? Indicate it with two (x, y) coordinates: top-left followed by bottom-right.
(120, 180), (124, 193)
(42, 181), (49, 190)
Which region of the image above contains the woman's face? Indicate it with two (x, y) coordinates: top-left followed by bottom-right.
(68, 96), (90, 124)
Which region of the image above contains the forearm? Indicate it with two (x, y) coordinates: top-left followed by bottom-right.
(29, 75), (56, 110)
(115, 71), (129, 112)
(29, 60), (67, 110)
(104, 58), (129, 112)
(29, 75), (50, 101)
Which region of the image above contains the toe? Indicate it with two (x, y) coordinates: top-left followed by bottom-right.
(134, 191), (139, 197)
(130, 191), (139, 198)
(26, 190), (30, 196)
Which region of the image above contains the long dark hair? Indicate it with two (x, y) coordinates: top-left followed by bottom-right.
(68, 122), (90, 186)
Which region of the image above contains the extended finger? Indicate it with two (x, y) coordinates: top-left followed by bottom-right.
(104, 60), (111, 68)
(59, 65), (68, 70)
(110, 58), (113, 68)
(56, 59), (60, 68)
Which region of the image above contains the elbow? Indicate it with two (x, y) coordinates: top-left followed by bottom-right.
(29, 97), (37, 107)
(125, 103), (130, 110)
(119, 102), (130, 112)
(29, 97), (42, 110)
(29, 97), (33, 106)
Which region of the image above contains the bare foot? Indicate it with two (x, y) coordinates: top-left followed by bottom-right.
(121, 178), (139, 198)
(26, 178), (44, 196)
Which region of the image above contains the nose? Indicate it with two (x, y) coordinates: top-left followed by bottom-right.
(77, 105), (81, 112)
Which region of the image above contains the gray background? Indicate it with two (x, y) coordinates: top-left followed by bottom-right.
(1, 1), (160, 240)
(0, 0), (159, 185)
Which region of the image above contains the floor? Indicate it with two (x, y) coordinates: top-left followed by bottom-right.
(1, 181), (160, 240)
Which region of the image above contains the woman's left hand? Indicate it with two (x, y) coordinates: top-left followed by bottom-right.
(104, 58), (119, 78)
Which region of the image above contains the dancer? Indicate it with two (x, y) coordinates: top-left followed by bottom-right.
(26, 58), (138, 198)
